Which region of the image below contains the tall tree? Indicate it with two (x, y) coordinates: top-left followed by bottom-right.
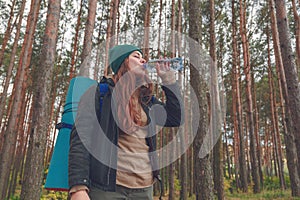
(157, 0), (163, 57)
(232, 0), (248, 192)
(170, 0), (176, 56)
(168, 128), (175, 200)
(239, 0), (261, 193)
(189, 0), (214, 199)
(0, 0), (40, 198)
(177, 1), (188, 199)
(20, 0), (61, 199)
(0, 0), (16, 68)
(275, 0), (300, 174)
(0, 0), (27, 138)
(143, 0), (151, 61)
(210, 0), (224, 199)
(266, 24), (285, 189)
(69, 0), (84, 79)
(168, 1), (176, 199)
(270, 0), (300, 195)
(291, 0), (300, 68)
(79, 0), (97, 77)
(252, 75), (264, 188)
(104, 0), (119, 75)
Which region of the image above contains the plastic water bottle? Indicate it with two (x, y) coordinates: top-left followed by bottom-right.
(143, 57), (183, 73)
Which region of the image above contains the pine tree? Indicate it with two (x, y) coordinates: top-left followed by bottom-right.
(20, 0), (61, 199)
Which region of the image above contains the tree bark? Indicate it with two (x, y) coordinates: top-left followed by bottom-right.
(251, 77), (264, 188)
(275, 0), (300, 176)
(94, 18), (104, 81)
(0, 0), (40, 198)
(69, 0), (84, 79)
(189, 0), (214, 199)
(20, 0), (61, 199)
(267, 24), (285, 189)
(170, 0), (176, 57)
(105, 0), (119, 75)
(239, 0), (260, 193)
(168, 128), (175, 200)
(210, 0), (224, 199)
(232, 0), (248, 192)
(0, 0), (16, 68)
(157, 0), (163, 57)
(264, 119), (271, 176)
(79, 0), (97, 77)
(0, 0), (26, 138)
(143, 0), (151, 61)
(291, 0), (300, 68)
(271, 0), (300, 196)
(177, 2), (187, 199)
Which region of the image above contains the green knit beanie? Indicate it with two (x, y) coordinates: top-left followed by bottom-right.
(109, 44), (143, 74)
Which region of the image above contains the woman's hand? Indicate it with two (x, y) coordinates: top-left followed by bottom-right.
(155, 59), (176, 85)
(70, 190), (90, 200)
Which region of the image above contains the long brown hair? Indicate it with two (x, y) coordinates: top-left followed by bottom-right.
(113, 58), (153, 132)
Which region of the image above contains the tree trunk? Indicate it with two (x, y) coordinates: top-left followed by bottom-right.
(6, 93), (28, 199)
(267, 24), (286, 189)
(0, 0), (40, 198)
(94, 18), (104, 81)
(20, 0), (61, 199)
(270, 0), (300, 195)
(177, 0), (182, 50)
(210, 0), (224, 199)
(45, 73), (59, 163)
(0, 0), (26, 137)
(79, 0), (97, 77)
(291, 0), (300, 68)
(69, 0), (84, 79)
(275, 0), (300, 175)
(170, 0), (175, 57)
(0, 0), (16, 68)
(143, 0), (151, 60)
(232, 0), (248, 192)
(239, 0), (260, 193)
(168, 129), (175, 200)
(213, 138), (224, 199)
(157, 0), (163, 57)
(252, 80), (264, 188)
(110, 0), (118, 42)
(223, 132), (231, 179)
(180, 144), (188, 200)
(177, 2), (187, 199)
(189, 0), (214, 199)
(105, 0), (119, 75)
(272, 136), (278, 176)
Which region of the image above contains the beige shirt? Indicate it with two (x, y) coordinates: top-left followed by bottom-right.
(116, 126), (154, 188)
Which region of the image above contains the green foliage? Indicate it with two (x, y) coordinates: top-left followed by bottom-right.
(264, 176), (291, 191)
(226, 189), (300, 200)
(224, 175), (297, 199)
(224, 177), (235, 192)
(174, 176), (181, 191)
(4, 195), (20, 200)
(40, 190), (68, 200)
(264, 176), (282, 190)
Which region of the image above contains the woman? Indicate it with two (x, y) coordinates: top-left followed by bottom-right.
(68, 44), (183, 200)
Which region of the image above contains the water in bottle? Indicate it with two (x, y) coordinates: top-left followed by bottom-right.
(143, 57), (183, 73)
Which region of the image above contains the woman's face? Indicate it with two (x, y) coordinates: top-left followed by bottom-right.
(127, 51), (146, 77)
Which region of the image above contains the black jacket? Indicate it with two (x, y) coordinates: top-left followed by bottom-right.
(68, 77), (183, 191)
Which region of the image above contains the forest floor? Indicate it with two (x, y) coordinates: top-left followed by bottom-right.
(225, 189), (300, 200)
(153, 189), (300, 200)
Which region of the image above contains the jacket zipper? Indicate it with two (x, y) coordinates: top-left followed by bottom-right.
(106, 142), (113, 186)
(106, 126), (118, 186)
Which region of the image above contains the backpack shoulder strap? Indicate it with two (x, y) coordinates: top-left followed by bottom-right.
(99, 82), (109, 113)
